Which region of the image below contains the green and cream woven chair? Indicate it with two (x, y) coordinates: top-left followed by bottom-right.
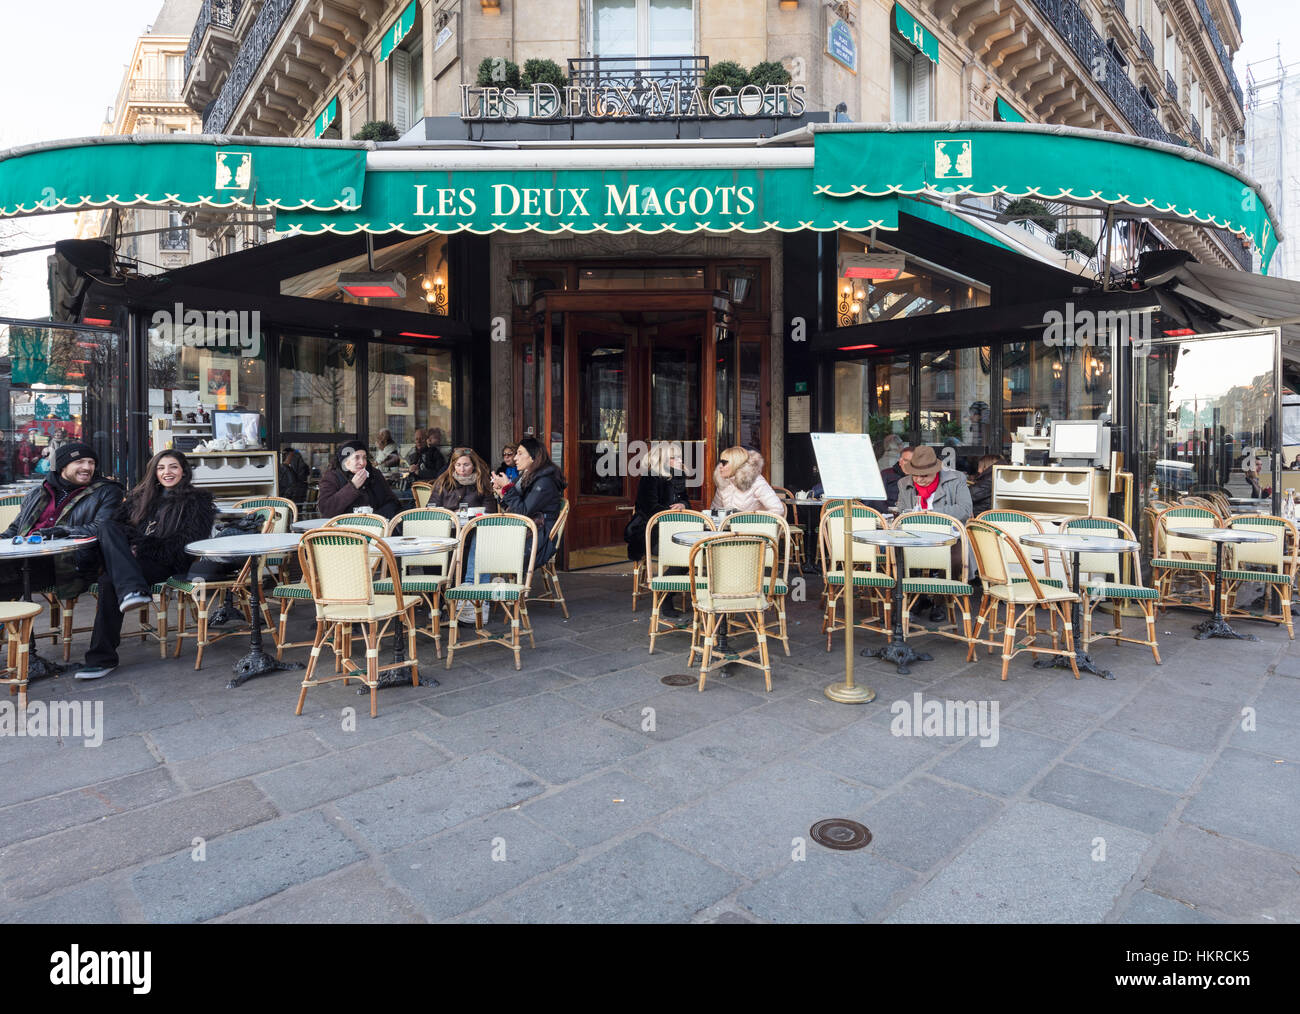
(443, 513), (538, 670)
(1061, 516), (1161, 664)
(529, 498), (570, 619)
(818, 502), (893, 651)
(722, 511), (791, 655)
(411, 482), (434, 508)
(2, 600), (42, 711)
(0, 495), (83, 659)
(233, 496), (298, 583)
(294, 528), (418, 719)
(373, 507), (460, 657)
(168, 506), (276, 671)
(772, 486), (806, 569)
(968, 519), (1080, 681)
(891, 511), (976, 660)
(1221, 514), (1297, 639)
(0, 494), (22, 533)
(1151, 505), (1220, 612)
(687, 533), (779, 692)
(645, 509), (715, 654)
(87, 579), (170, 658)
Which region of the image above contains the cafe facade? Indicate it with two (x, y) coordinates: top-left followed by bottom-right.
(0, 116), (1285, 563)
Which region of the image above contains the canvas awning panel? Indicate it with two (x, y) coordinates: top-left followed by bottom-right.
(812, 125), (1281, 272)
(313, 97), (340, 139)
(893, 4), (939, 64)
(994, 97), (1025, 122)
(379, 0), (418, 63)
(0, 138), (366, 214)
(278, 164), (898, 235)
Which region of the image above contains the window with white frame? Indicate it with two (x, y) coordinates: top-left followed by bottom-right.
(891, 39), (931, 123)
(591, 0), (693, 58)
(390, 37), (424, 135)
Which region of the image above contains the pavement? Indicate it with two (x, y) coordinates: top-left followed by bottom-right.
(2, 571), (1298, 924)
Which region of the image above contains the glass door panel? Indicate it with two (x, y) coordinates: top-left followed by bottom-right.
(576, 315), (632, 497)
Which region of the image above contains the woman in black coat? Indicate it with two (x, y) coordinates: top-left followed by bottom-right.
(626, 441), (688, 562)
(80, 450), (217, 677)
(490, 436), (567, 567)
(316, 442), (400, 520)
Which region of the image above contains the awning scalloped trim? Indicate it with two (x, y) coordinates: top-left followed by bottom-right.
(282, 218), (895, 237)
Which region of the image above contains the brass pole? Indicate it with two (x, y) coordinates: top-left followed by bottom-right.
(826, 499), (875, 704)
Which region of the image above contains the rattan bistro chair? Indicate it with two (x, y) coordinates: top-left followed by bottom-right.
(772, 486), (807, 568)
(818, 502), (893, 651)
(443, 513), (538, 670)
(1221, 514), (1298, 638)
(0, 494), (22, 533)
(1151, 505), (1220, 611)
(374, 507), (460, 657)
(722, 511), (792, 655)
(294, 528), (418, 719)
(967, 519), (1081, 681)
(646, 509), (715, 654)
(687, 533), (779, 692)
(411, 482), (434, 508)
(1, 600), (42, 710)
(168, 506), (276, 670)
(233, 496), (298, 582)
(1060, 517), (1161, 664)
(892, 511), (976, 659)
(529, 498), (570, 618)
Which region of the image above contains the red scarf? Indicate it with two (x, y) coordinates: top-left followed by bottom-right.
(913, 473), (941, 509)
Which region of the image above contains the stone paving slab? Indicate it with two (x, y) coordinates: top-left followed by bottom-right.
(0, 768), (179, 850)
(603, 684), (763, 742)
(222, 863), (426, 924)
(496, 833), (741, 923)
(423, 668), (577, 717)
(172, 731), (330, 792)
(0, 877), (123, 924)
(0, 735), (159, 809)
(491, 718), (651, 786)
(0, 780), (277, 902)
(1180, 747), (1300, 856)
(858, 776), (1003, 872)
(929, 727), (1064, 797)
(736, 846), (917, 923)
(1064, 729), (1208, 795)
(885, 800), (1152, 923)
(1116, 889), (1222, 925)
(1104, 685), (1239, 753)
(130, 811), (366, 923)
(423, 692), (594, 758)
(383, 811), (576, 921)
(1029, 763), (1181, 835)
(518, 770), (676, 849)
(1144, 823), (1300, 923)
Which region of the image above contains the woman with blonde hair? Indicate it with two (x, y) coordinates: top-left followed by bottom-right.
(711, 446), (783, 514)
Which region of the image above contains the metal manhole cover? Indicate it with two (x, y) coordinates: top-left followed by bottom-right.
(660, 674), (695, 687)
(810, 819), (872, 851)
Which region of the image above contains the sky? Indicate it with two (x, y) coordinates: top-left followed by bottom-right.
(0, 0), (165, 318)
(0, 1), (1296, 320)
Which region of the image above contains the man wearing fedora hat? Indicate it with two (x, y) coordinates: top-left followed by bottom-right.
(894, 445), (974, 623)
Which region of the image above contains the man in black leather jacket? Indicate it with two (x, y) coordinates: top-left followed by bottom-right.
(0, 442), (151, 611)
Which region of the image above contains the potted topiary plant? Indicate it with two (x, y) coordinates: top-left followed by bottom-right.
(522, 58), (566, 89)
(476, 56), (521, 89)
(352, 120), (400, 141)
(1003, 198), (1057, 232)
(1056, 229), (1097, 258)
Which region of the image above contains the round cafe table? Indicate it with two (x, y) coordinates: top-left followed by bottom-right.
(852, 527), (955, 674)
(370, 535), (459, 687)
(0, 536), (97, 680)
(1167, 526), (1277, 642)
(291, 517), (330, 532)
(1019, 531), (1140, 680)
(186, 533), (304, 688)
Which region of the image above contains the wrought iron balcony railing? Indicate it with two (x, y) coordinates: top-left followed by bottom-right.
(184, 0), (240, 82)
(1190, 113), (1201, 141)
(566, 55), (710, 101)
(1212, 225), (1251, 271)
(1192, 0), (1244, 109)
(1229, 0), (1241, 32)
(1138, 26), (1155, 62)
(1030, 0), (1174, 145)
(1165, 69), (1178, 102)
(204, 0), (292, 133)
(159, 229), (189, 252)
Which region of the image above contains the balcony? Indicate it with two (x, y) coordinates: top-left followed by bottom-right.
(1138, 26), (1155, 63)
(159, 229), (189, 252)
(1028, 0), (1174, 144)
(1165, 70), (1178, 102)
(127, 78), (185, 103)
(1212, 225), (1251, 271)
(566, 56), (710, 97)
(184, 0), (242, 111)
(185, 0), (240, 80)
(1190, 114), (1201, 142)
(1189, 0), (1244, 110)
(1229, 0), (1241, 32)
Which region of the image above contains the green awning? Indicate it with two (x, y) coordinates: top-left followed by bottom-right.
(278, 166), (898, 235)
(893, 4), (939, 64)
(313, 97), (340, 139)
(901, 197), (1015, 253)
(0, 139), (365, 214)
(813, 125), (1280, 273)
(994, 97), (1025, 123)
(379, 1), (418, 63)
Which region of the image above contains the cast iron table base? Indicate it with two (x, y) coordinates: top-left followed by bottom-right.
(228, 562), (302, 689)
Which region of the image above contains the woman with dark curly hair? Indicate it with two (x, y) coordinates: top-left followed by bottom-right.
(77, 450), (218, 680)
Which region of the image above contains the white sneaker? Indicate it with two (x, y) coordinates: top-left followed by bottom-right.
(455, 603), (476, 623)
(74, 665), (116, 680)
(119, 591), (152, 613)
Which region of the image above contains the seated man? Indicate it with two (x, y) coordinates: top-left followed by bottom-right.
(0, 442), (154, 677)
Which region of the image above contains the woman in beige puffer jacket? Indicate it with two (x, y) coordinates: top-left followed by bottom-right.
(711, 446), (785, 514)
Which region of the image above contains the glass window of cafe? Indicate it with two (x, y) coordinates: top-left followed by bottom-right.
(147, 318), (268, 457)
(368, 342), (455, 468)
(836, 233), (990, 327)
(2, 322), (125, 482)
(1001, 339), (1110, 454)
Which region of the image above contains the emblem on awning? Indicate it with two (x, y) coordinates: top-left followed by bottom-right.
(934, 140), (972, 179)
(215, 151), (251, 190)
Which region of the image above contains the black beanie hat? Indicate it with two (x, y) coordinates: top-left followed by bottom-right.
(338, 442), (364, 463)
(55, 441), (97, 473)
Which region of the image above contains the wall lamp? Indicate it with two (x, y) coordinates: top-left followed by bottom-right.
(481, 0), (501, 14)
